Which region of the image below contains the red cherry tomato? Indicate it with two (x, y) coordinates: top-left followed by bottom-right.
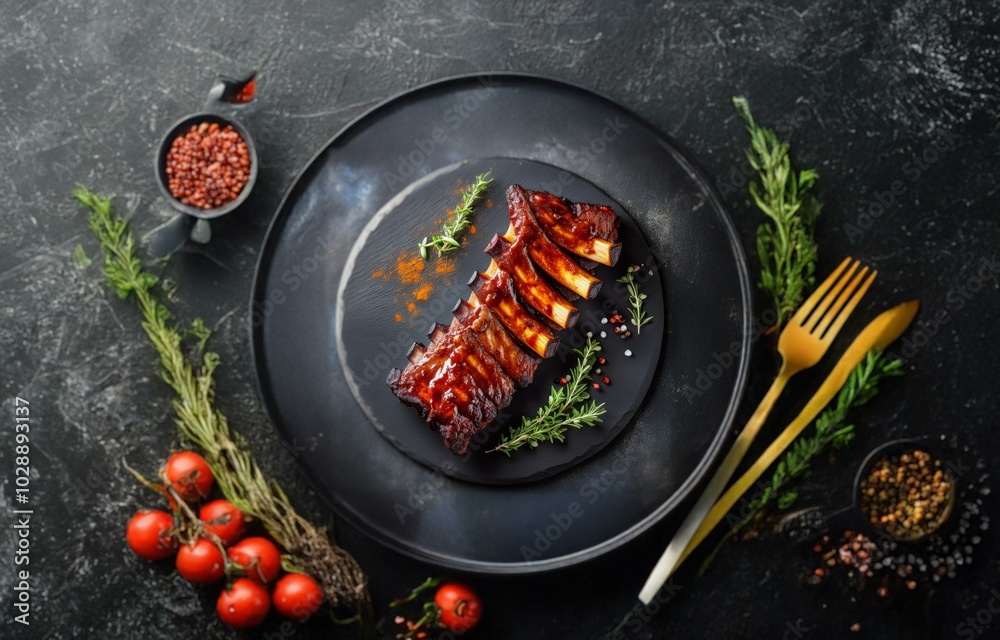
(228, 536), (282, 583)
(272, 573), (324, 620)
(199, 499), (246, 546)
(164, 451), (214, 501)
(176, 537), (225, 583)
(434, 583), (482, 633)
(217, 578), (270, 628)
(126, 509), (176, 560)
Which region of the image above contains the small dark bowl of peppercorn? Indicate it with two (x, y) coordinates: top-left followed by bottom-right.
(154, 112), (258, 219)
(853, 439), (956, 544)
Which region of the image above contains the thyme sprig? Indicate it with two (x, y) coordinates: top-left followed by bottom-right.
(701, 350), (903, 572)
(490, 337), (606, 455)
(74, 187), (372, 628)
(616, 265), (653, 334)
(419, 171), (493, 259)
(734, 96), (820, 332)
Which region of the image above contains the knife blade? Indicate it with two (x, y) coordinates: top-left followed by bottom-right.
(639, 299), (919, 602)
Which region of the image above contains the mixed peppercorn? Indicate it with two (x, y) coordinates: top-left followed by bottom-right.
(860, 449), (953, 540)
(165, 122), (251, 210)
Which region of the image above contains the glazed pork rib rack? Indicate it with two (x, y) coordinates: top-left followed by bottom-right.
(387, 184), (621, 454)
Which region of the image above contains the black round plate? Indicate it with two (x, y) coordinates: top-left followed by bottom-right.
(337, 156), (664, 485)
(250, 74), (753, 572)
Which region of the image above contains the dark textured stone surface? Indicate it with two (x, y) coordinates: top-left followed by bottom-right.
(1, 1), (998, 638)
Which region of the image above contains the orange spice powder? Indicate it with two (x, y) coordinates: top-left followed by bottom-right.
(435, 260), (456, 275)
(396, 252), (425, 284)
(414, 282), (433, 301)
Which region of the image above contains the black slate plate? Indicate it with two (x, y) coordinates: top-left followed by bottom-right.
(250, 73), (753, 571)
(337, 156), (664, 484)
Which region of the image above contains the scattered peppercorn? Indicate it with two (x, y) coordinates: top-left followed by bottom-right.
(597, 357), (607, 366)
(165, 122), (251, 210)
(602, 376), (611, 385)
(592, 383), (600, 390)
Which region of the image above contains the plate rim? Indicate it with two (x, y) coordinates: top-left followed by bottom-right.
(248, 71), (754, 573)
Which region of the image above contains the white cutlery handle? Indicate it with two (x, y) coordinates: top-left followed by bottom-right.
(638, 371), (789, 603)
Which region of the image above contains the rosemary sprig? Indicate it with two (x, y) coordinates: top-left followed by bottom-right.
(616, 265), (653, 334)
(419, 171), (493, 259)
(702, 350), (903, 571)
(734, 96), (820, 332)
(491, 337), (606, 455)
(73, 187), (372, 628)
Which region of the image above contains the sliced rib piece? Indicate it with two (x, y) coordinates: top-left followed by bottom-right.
(485, 234), (579, 329)
(452, 300), (539, 388)
(386, 324), (515, 454)
(525, 189), (621, 266)
(405, 342), (426, 364)
(468, 268), (559, 359)
(506, 185), (601, 300)
(569, 201), (620, 243)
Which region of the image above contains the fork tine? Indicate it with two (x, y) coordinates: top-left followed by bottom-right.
(817, 270), (877, 341)
(804, 260), (861, 332)
(790, 257), (853, 326)
(813, 266), (870, 337)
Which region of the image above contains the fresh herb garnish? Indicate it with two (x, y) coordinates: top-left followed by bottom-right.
(616, 265), (653, 334)
(702, 350), (903, 571)
(491, 336), (606, 455)
(419, 171), (493, 259)
(734, 96), (820, 332)
(74, 187), (372, 626)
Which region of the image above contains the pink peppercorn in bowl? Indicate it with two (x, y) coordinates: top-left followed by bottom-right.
(155, 113), (258, 219)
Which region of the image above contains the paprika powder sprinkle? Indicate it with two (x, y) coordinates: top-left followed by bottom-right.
(414, 283), (433, 301)
(396, 253), (425, 284)
(435, 260), (456, 275)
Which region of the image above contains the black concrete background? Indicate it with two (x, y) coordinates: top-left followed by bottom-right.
(1, 1), (999, 638)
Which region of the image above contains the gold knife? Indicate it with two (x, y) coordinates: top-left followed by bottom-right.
(671, 299), (920, 571)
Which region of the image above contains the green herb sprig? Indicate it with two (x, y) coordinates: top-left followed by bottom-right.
(419, 171), (493, 259)
(491, 337), (606, 455)
(73, 187), (372, 627)
(616, 265), (653, 334)
(701, 349), (903, 571)
(734, 96), (820, 332)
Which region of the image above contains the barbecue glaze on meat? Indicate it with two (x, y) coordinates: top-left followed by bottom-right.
(387, 184), (621, 454)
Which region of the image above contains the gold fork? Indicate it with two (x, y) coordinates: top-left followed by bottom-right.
(639, 257), (877, 603)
